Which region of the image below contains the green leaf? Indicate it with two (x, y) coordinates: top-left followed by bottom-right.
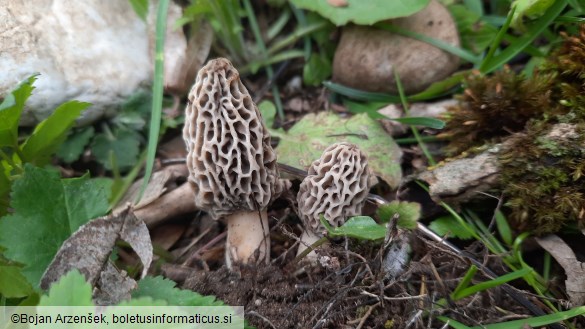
(511, 0), (555, 31)
(429, 215), (474, 240)
(128, 0), (149, 21)
(322, 216), (387, 240)
(0, 74), (38, 148)
(91, 127), (141, 171)
(116, 297), (168, 306)
(258, 100), (277, 128)
(133, 276), (225, 306)
(56, 126), (95, 164)
(449, 4), (498, 54)
(20, 100), (90, 166)
(303, 53), (332, 86)
(0, 165), (110, 287)
(376, 201), (421, 229)
(290, 0), (430, 26)
(0, 265), (33, 298)
(495, 210), (513, 246)
(273, 112), (402, 188)
(39, 269), (93, 305)
(0, 165), (10, 214)
(479, 0), (567, 74)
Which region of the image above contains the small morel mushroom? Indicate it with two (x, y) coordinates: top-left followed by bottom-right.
(296, 142), (372, 261)
(183, 58), (287, 268)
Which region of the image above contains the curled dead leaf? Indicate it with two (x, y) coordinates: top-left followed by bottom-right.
(536, 234), (585, 306)
(40, 206), (152, 300)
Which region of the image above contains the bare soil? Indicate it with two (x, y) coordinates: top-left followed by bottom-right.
(174, 228), (547, 329)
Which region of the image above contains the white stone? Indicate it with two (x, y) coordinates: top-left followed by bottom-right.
(0, 0), (208, 126)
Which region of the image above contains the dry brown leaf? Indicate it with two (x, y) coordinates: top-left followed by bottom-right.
(536, 234), (585, 306)
(40, 206), (152, 291)
(116, 164), (188, 211)
(92, 262), (137, 305)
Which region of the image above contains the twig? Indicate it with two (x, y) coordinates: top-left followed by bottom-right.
(360, 290), (427, 301)
(247, 311), (276, 329)
(183, 230), (227, 266)
(350, 302), (380, 329)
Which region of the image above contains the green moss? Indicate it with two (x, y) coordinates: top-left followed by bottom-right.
(444, 25), (585, 235)
(442, 68), (555, 155)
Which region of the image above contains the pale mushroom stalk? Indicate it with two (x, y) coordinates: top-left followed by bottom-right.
(183, 58), (287, 269)
(296, 142), (372, 262)
(225, 210), (270, 266)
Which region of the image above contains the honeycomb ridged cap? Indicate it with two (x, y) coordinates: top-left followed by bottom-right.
(183, 58), (287, 219)
(297, 142), (372, 233)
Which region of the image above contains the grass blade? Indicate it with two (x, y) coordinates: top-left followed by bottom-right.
(137, 0), (168, 204)
(480, 0), (568, 74)
(394, 71), (436, 166)
(452, 267), (532, 300)
(472, 306), (585, 329)
(375, 23), (481, 64)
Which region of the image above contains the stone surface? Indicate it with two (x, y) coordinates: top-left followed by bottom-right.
(332, 0), (460, 94)
(0, 0), (208, 126)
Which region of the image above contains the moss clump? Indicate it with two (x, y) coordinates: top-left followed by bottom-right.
(500, 122), (585, 234)
(443, 25), (585, 235)
(499, 26), (585, 234)
(442, 68), (554, 155)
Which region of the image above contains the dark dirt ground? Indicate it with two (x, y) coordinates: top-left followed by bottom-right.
(152, 215), (567, 329)
(104, 80), (585, 328)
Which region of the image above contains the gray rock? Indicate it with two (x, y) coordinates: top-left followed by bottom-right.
(332, 0), (460, 94)
(0, 0), (209, 126)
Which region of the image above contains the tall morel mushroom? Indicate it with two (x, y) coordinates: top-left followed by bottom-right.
(183, 58), (287, 268)
(297, 142), (372, 260)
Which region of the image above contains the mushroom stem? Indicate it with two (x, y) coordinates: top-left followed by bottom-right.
(225, 210), (270, 268)
(296, 230), (323, 261)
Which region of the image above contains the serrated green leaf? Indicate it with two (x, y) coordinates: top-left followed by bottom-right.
(91, 127), (141, 171)
(56, 126), (95, 164)
(0, 75), (38, 148)
(303, 53), (332, 86)
(273, 112), (402, 188)
(376, 201), (421, 229)
(39, 269), (93, 305)
(291, 0), (430, 26)
(429, 215), (474, 240)
(116, 297), (168, 306)
(322, 216), (387, 240)
(0, 165), (110, 287)
(20, 100), (90, 166)
(133, 276), (225, 306)
(0, 265), (33, 298)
